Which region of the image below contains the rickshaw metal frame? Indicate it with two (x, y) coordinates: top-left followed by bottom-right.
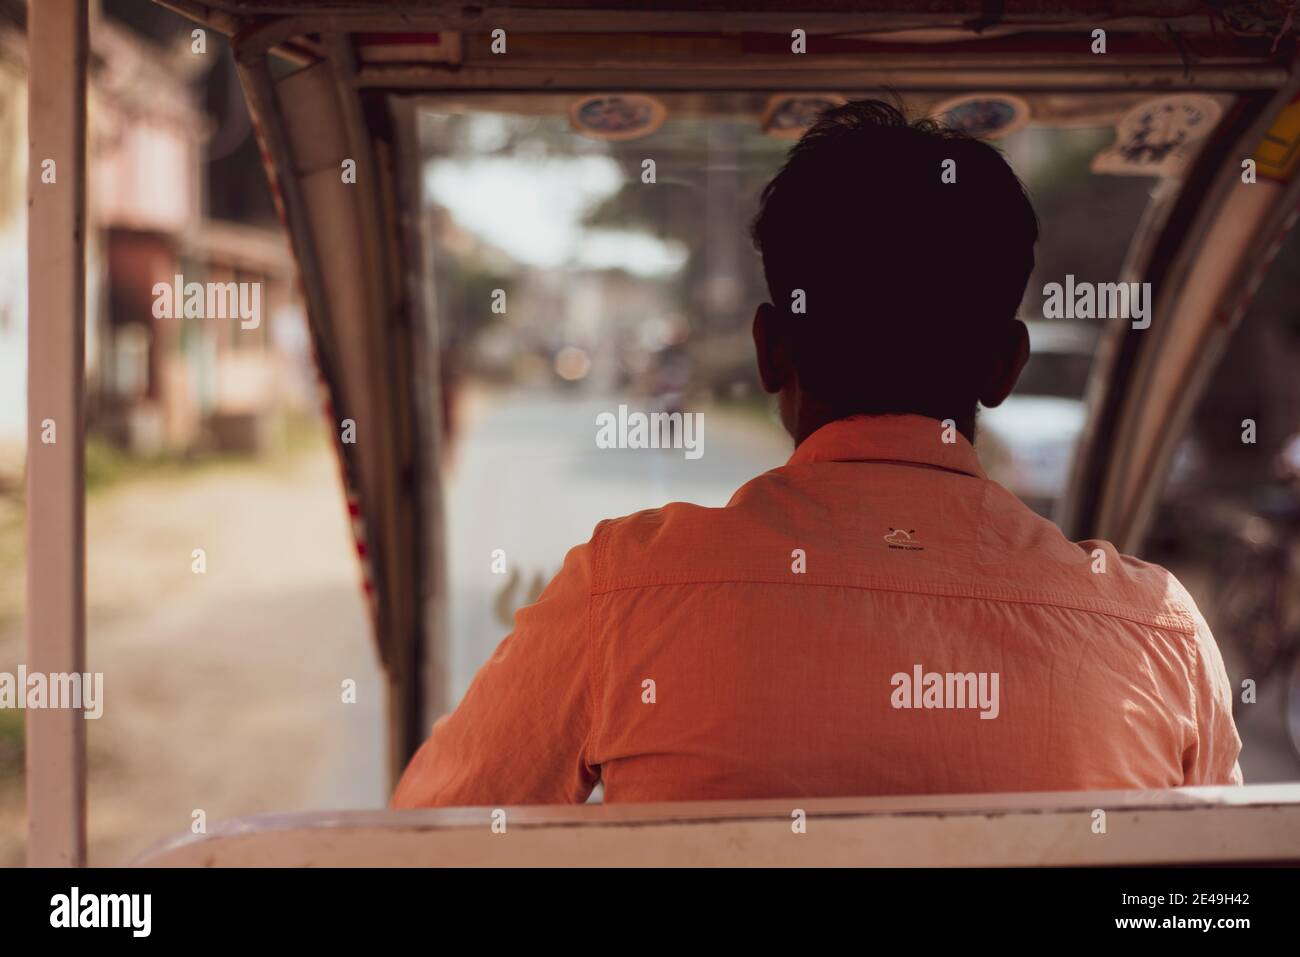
(25, 0), (88, 869)
(234, 51), (439, 788)
(1062, 73), (1300, 547)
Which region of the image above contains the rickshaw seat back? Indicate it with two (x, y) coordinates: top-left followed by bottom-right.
(135, 785), (1300, 867)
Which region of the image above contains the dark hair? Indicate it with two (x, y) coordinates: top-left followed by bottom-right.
(751, 99), (1038, 421)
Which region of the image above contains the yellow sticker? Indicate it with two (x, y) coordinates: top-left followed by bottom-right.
(1257, 96), (1300, 181)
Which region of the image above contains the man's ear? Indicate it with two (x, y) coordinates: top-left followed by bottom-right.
(752, 302), (791, 395)
(979, 319), (1030, 409)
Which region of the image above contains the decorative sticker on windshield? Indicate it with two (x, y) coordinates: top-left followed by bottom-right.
(931, 94), (1031, 140)
(1092, 94), (1224, 178)
(761, 94), (846, 139)
(569, 94), (668, 141)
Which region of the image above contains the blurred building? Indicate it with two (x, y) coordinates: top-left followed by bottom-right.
(0, 5), (27, 475)
(0, 1), (312, 473)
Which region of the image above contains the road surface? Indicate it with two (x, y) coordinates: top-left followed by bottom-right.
(444, 387), (790, 699)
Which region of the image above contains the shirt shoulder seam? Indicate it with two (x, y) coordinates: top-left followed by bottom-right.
(591, 575), (1196, 634)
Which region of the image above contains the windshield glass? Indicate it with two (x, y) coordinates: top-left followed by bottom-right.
(415, 95), (1175, 698)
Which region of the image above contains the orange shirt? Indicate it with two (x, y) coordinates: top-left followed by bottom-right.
(393, 414), (1242, 807)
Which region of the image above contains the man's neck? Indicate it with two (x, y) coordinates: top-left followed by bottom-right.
(794, 410), (977, 447)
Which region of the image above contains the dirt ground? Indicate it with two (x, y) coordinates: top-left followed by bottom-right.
(0, 432), (384, 867)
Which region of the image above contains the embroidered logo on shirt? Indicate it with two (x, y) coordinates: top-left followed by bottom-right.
(884, 528), (924, 551)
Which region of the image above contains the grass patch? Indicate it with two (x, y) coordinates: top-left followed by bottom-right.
(0, 503), (23, 638)
(83, 412), (329, 494)
(85, 436), (248, 494)
(0, 709), (22, 783)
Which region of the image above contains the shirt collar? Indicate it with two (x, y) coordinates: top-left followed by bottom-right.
(785, 414), (986, 480)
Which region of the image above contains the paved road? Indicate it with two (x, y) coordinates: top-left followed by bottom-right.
(444, 388), (790, 699)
